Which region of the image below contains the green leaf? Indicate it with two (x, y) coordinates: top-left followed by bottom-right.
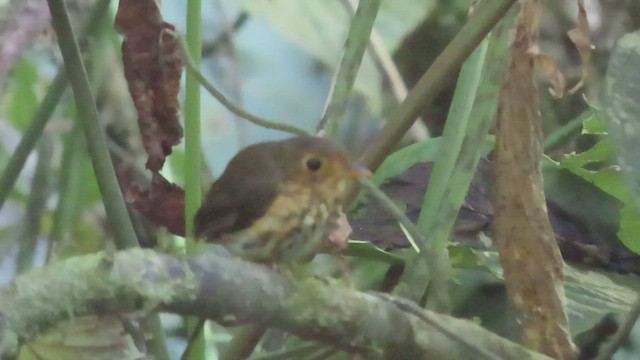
(547, 109), (640, 254)
(581, 112), (607, 135)
(449, 245), (493, 273)
(555, 141), (631, 201)
(350, 256), (393, 290)
(602, 30), (640, 255)
(370, 137), (442, 186)
(5, 60), (39, 130)
(345, 240), (404, 264)
(458, 249), (640, 335)
(564, 265), (640, 334)
(618, 204), (640, 254)
(604, 30), (640, 194)
(374, 136), (495, 187)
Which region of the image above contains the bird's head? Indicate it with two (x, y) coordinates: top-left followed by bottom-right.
(278, 136), (371, 195)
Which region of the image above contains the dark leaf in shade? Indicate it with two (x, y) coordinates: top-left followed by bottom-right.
(115, 0), (183, 173)
(350, 159), (640, 275)
(351, 160), (493, 249)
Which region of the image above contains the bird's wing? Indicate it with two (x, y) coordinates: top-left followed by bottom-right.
(194, 150), (282, 240)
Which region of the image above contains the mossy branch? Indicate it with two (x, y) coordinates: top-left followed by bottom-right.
(0, 247), (552, 360)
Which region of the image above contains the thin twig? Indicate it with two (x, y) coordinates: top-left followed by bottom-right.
(358, 178), (423, 254)
(16, 137), (52, 274)
(376, 293), (502, 360)
(318, 0), (383, 136)
(173, 32), (310, 137)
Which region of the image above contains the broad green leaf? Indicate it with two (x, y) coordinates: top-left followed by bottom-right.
(371, 137), (442, 186)
(554, 140), (632, 201)
(460, 249), (640, 335)
(603, 30), (640, 254)
(604, 30), (640, 194)
(371, 135), (495, 187)
(618, 204), (640, 254)
(564, 265), (640, 334)
(547, 110), (640, 253)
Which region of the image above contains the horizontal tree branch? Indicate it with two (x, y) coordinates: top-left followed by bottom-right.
(0, 247), (550, 359)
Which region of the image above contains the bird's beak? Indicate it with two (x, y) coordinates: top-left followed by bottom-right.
(348, 161), (372, 179)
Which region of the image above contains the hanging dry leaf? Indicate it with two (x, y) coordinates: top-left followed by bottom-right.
(528, 44), (566, 98)
(115, 0), (183, 173)
(567, 0), (593, 94)
(125, 174), (186, 237)
(493, 0), (577, 358)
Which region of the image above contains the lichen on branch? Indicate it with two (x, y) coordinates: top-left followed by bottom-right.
(0, 248), (551, 360)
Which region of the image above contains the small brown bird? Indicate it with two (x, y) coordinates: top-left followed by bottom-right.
(194, 136), (370, 264)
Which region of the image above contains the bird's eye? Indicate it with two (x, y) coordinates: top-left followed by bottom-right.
(306, 158), (322, 171)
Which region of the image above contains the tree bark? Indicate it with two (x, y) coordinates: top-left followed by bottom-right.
(0, 247), (552, 359)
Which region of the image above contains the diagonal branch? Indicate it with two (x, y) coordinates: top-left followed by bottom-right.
(0, 248), (552, 359)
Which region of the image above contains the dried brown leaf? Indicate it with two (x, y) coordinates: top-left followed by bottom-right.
(126, 173), (186, 237)
(567, 0), (592, 94)
(115, 0), (183, 173)
(493, 0), (577, 358)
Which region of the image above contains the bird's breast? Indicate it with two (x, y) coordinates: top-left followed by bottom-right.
(227, 181), (343, 263)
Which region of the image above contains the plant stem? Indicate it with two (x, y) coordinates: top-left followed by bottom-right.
(16, 137), (52, 274)
(0, 0), (111, 212)
(319, 0), (382, 137)
(178, 35), (309, 137)
(47, 0), (137, 249)
(359, 0), (516, 171)
(46, 1), (170, 359)
(399, 38), (489, 310)
(184, 0), (207, 357)
(184, 0), (202, 240)
(338, 0), (430, 141)
(47, 124), (84, 260)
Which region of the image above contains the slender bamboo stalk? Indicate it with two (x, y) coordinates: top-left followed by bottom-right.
(45, 1), (170, 359)
(0, 0), (111, 212)
(183, 0), (207, 357)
